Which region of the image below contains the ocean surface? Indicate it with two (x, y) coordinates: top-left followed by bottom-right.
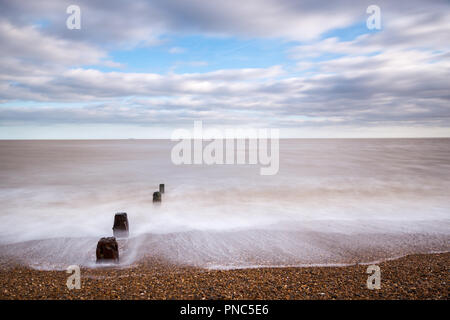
(0, 139), (449, 270)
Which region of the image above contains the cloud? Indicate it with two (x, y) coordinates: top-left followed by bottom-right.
(290, 10), (450, 59)
(0, 0), (449, 136)
(169, 47), (185, 54)
(0, 20), (106, 70)
(0, 0), (360, 45)
(0, 64), (287, 102)
(2, 0), (448, 46)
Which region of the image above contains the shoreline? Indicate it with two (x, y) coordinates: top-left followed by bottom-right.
(204, 249), (450, 271)
(0, 252), (448, 300)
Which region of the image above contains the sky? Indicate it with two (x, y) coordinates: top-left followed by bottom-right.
(0, 0), (449, 139)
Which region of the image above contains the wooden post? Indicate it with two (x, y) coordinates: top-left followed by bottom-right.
(159, 184), (165, 194)
(112, 212), (129, 238)
(96, 237), (119, 263)
(153, 191), (161, 203)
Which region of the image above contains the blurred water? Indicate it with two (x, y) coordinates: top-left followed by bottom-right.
(0, 139), (449, 269)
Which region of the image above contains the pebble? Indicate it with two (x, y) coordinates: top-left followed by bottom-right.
(0, 253), (448, 300)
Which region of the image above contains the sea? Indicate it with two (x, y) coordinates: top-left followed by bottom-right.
(0, 139), (448, 270)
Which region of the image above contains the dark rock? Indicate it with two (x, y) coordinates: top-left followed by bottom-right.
(153, 191), (162, 203)
(96, 237), (119, 263)
(159, 184), (165, 194)
(113, 212), (129, 238)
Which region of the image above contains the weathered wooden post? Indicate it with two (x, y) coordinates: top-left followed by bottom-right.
(112, 212), (129, 238)
(159, 183), (165, 194)
(96, 237), (119, 263)
(153, 191), (161, 203)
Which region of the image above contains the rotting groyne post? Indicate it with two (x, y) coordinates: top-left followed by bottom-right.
(112, 212), (129, 238)
(96, 237), (119, 263)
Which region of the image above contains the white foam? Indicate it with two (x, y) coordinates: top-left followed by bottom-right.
(0, 139), (449, 269)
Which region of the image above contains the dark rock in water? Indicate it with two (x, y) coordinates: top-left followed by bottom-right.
(159, 184), (165, 194)
(96, 237), (119, 263)
(153, 191), (162, 203)
(113, 212), (129, 238)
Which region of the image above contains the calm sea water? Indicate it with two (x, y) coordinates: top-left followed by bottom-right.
(0, 139), (449, 269)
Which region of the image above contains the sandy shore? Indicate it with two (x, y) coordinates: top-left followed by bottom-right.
(0, 252), (447, 300)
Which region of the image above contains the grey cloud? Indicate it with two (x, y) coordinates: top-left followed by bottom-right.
(2, 0), (448, 46)
(0, 0), (449, 131)
(0, 0), (361, 45)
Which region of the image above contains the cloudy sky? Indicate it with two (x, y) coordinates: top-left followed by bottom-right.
(0, 0), (449, 138)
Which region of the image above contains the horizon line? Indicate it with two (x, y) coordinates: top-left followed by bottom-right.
(1, 137), (449, 141)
